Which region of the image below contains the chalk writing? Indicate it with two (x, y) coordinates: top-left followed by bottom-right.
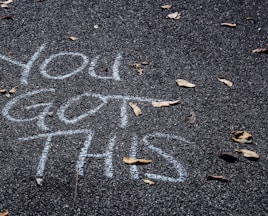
(58, 92), (160, 128)
(2, 88), (55, 131)
(40, 52), (89, 80)
(0, 44), (196, 183)
(0, 44), (123, 85)
(2, 88), (160, 130)
(19, 129), (192, 182)
(0, 44), (46, 85)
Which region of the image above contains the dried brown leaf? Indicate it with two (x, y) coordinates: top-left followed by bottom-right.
(217, 76), (233, 87)
(207, 175), (228, 182)
(161, 4), (172, 9)
(152, 100), (180, 107)
(220, 22), (236, 28)
(251, 48), (268, 53)
(47, 112), (54, 117)
(187, 111), (196, 124)
(0, 210), (9, 216)
(141, 61), (149, 65)
(142, 179), (155, 185)
(231, 131), (252, 144)
(69, 36), (78, 41)
(176, 79), (195, 88)
(129, 102), (142, 116)
(0, 0), (13, 4)
(0, 88), (7, 93)
(9, 86), (17, 94)
(0, 0), (12, 8)
(235, 149), (259, 159)
(166, 12), (181, 20)
(123, 157), (152, 165)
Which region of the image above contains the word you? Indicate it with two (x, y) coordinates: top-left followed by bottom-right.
(0, 43), (123, 85)
(19, 129), (191, 183)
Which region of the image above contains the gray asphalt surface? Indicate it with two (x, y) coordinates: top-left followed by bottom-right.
(0, 0), (267, 215)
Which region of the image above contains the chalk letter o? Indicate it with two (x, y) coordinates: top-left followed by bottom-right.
(58, 93), (108, 124)
(40, 52), (89, 80)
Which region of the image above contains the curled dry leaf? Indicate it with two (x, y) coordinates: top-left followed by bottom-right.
(0, 210), (9, 216)
(176, 79), (195, 88)
(129, 102), (142, 116)
(152, 100), (180, 108)
(166, 12), (181, 20)
(235, 149), (259, 159)
(251, 48), (268, 54)
(0, 88), (7, 93)
(9, 86), (17, 93)
(231, 131), (252, 144)
(219, 152), (238, 163)
(220, 22), (236, 28)
(142, 179), (155, 185)
(217, 76), (233, 87)
(187, 111), (196, 124)
(123, 157), (152, 165)
(161, 4), (172, 9)
(207, 175), (228, 182)
(69, 36), (78, 41)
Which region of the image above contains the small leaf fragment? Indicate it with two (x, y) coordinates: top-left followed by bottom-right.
(166, 12), (181, 20)
(235, 149), (259, 159)
(129, 102), (142, 116)
(231, 131), (252, 144)
(161, 4), (172, 9)
(141, 61), (149, 65)
(123, 157), (152, 165)
(5, 93), (10, 98)
(47, 111), (54, 117)
(217, 76), (233, 87)
(0, 88), (7, 93)
(152, 100), (180, 107)
(69, 36), (78, 41)
(9, 86), (17, 94)
(176, 79), (195, 88)
(251, 48), (268, 54)
(220, 22), (236, 28)
(219, 152), (238, 163)
(36, 178), (43, 186)
(0, 210), (9, 216)
(187, 111), (196, 124)
(142, 179), (155, 185)
(207, 175), (228, 182)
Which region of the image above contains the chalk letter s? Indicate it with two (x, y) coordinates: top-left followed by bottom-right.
(142, 133), (189, 183)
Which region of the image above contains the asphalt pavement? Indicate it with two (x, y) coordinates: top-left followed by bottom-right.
(0, 0), (267, 215)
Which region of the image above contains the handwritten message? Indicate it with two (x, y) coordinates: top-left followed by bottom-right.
(0, 44), (196, 183)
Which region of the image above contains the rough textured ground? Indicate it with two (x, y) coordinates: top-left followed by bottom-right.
(0, 0), (267, 215)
